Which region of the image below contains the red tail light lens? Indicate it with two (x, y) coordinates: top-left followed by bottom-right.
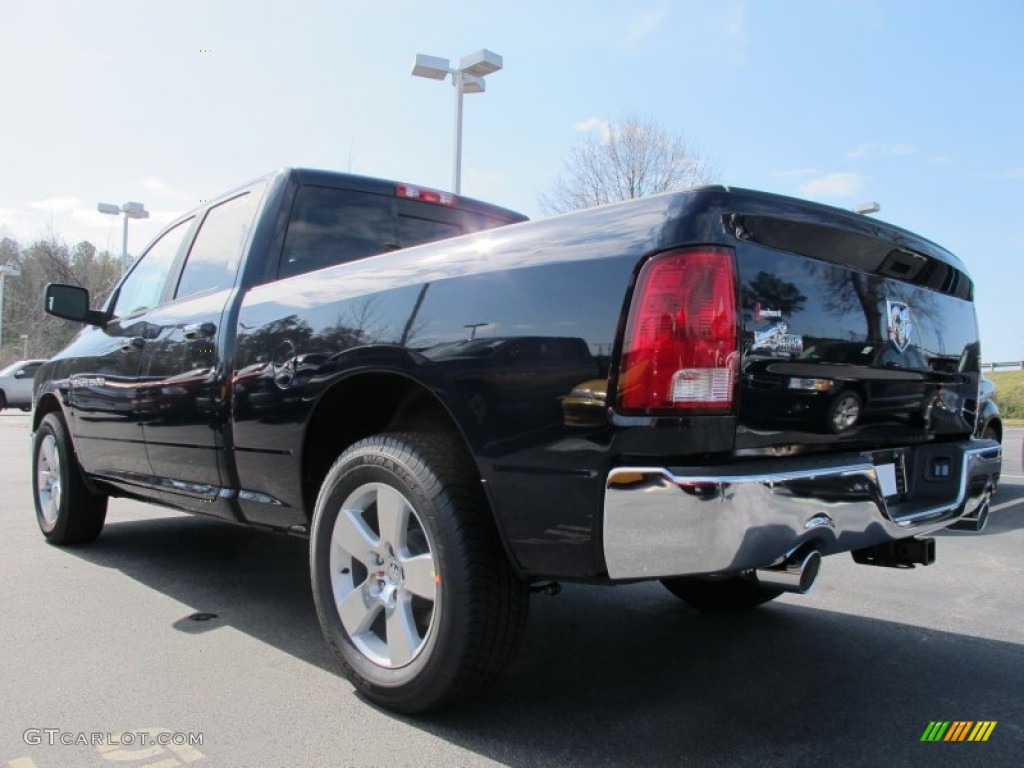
(617, 246), (738, 414)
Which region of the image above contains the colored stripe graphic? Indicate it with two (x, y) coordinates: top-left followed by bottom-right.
(945, 721), (972, 741)
(921, 721), (996, 742)
(968, 722), (997, 742)
(921, 722), (949, 741)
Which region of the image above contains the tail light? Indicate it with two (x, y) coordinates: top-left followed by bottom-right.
(617, 246), (738, 414)
(395, 183), (455, 207)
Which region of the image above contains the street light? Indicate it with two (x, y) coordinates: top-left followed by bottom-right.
(98, 200), (150, 269)
(853, 201), (881, 215)
(412, 49), (503, 194)
(0, 264), (20, 349)
(463, 322), (490, 340)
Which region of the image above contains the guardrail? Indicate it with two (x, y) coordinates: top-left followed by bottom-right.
(983, 361), (1024, 371)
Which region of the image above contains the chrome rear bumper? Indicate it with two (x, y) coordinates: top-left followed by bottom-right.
(601, 441), (1001, 580)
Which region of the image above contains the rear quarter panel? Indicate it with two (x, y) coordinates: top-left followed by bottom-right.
(231, 199), (678, 575)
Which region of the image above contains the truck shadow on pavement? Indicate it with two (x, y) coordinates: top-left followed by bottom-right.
(66, 512), (1023, 767)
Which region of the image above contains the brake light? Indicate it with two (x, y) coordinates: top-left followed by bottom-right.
(617, 247), (738, 414)
(395, 183), (455, 207)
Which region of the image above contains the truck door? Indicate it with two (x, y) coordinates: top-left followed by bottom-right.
(138, 185), (264, 518)
(68, 217), (195, 480)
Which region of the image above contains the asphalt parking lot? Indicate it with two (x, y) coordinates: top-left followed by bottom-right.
(1, 412), (1021, 768)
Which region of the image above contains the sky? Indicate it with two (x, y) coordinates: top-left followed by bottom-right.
(1, 0), (1022, 361)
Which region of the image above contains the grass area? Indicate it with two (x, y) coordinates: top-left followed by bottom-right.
(988, 370), (1024, 420)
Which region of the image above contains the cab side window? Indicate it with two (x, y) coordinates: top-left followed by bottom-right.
(176, 187), (263, 300)
(112, 218), (193, 317)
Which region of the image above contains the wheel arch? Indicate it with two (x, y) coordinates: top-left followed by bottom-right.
(32, 392), (64, 431)
(983, 415), (1002, 443)
(299, 369), (491, 523)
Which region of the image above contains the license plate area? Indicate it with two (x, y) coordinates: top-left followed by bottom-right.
(871, 450), (908, 500)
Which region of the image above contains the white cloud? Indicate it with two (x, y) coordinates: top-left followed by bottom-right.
(798, 172), (865, 199)
(574, 117), (612, 142)
(847, 143), (917, 159)
(1002, 168), (1024, 179)
(70, 207), (119, 227)
(575, 117), (609, 133)
(0, 194), (182, 252)
(142, 177), (192, 201)
(624, 5), (668, 48)
(28, 196), (83, 213)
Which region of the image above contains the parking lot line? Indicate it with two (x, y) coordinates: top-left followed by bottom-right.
(990, 497), (1024, 513)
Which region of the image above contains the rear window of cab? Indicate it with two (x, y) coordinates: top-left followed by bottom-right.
(280, 185), (492, 279)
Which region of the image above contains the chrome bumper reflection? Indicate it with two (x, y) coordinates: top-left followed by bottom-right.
(602, 443), (1000, 580)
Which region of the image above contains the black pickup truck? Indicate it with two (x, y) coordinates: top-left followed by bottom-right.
(33, 168), (1001, 713)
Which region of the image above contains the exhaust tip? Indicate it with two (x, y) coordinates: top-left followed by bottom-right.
(949, 496), (992, 533)
(757, 548), (822, 594)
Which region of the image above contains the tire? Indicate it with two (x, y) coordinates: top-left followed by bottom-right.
(0, 390), (6, 411)
(310, 431), (529, 714)
(32, 412), (108, 545)
(660, 574), (783, 612)
(982, 424), (1001, 490)
(827, 390), (861, 433)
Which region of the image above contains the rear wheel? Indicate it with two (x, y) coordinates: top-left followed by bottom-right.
(660, 574), (783, 612)
(310, 431), (529, 713)
(0, 391), (6, 411)
(32, 412), (108, 545)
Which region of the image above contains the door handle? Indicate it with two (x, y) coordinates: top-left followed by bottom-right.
(184, 322), (216, 340)
(121, 337), (145, 352)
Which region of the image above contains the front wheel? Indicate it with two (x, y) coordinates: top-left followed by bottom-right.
(310, 431), (529, 714)
(32, 412), (108, 545)
(827, 390), (862, 433)
(660, 574), (783, 611)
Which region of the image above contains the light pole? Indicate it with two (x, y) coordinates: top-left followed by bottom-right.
(463, 322), (490, 340)
(98, 200), (150, 270)
(412, 49), (503, 194)
(0, 264), (20, 350)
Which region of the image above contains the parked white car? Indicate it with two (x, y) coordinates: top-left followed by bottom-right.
(0, 359), (47, 411)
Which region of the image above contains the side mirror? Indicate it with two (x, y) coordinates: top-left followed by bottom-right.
(14, 369), (24, 379)
(44, 284), (105, 326)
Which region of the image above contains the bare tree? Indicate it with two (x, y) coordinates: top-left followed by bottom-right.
(1, 235), (121, 363)
(539, 115), (717, 214)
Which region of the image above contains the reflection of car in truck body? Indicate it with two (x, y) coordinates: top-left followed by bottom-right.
(33, 170), (1001, 714)
(741, 340), (936, 434)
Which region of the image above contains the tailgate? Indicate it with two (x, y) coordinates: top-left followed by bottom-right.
(731, 213), (979, 452)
